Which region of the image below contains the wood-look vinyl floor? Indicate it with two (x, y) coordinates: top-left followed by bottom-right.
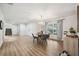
(0, 36), (63, 56)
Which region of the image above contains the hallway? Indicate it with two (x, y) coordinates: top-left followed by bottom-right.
(0, 36), (63, 56)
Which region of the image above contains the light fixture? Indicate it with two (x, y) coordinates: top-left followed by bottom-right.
(38, 15), (44, 20)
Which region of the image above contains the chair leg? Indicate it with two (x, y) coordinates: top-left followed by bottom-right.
(44, 40), (47, 44)
(45, 40), (47, 44)
(37, 39), (38, 43)
(33, 39), (35, 43)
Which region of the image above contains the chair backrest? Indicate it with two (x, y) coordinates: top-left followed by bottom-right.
(46, 34), (50, 38)
(32, 33), (35, 38)
(41, 34), (50, 40)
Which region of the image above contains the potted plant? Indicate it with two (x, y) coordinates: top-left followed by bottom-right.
(69, 27), (76, 35)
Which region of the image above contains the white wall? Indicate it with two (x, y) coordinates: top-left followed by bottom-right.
(25, 23), (37, 36)
(19, 23), (44, 36)
(19, 24), (26, 36)
(57, 20), (63, 40)
(0, 8), (5, 47)
(63, 15), (77, 38)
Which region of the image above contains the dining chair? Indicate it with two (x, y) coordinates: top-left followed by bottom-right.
(41, 34), (50, 44)
(32, 33), (38, 43)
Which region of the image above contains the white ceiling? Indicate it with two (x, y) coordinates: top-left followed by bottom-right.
(0, 3), (77, 24)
